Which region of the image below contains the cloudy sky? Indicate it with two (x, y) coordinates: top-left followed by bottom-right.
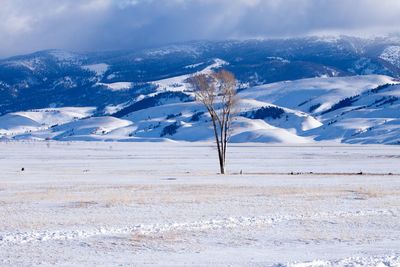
(1, 0), (400, 57)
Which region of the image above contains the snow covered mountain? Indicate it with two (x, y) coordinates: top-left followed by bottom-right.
(1, 36), (400, 144)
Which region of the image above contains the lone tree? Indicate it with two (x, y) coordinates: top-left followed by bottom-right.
(188, 70), (238, 174)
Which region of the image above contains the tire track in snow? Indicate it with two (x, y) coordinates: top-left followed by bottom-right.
(288, 255), (400, 267)
(0, 208), (398, 244)
(0, 216), (276, 244)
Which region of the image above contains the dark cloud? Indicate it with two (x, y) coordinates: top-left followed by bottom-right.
(1, 0), (400, 57)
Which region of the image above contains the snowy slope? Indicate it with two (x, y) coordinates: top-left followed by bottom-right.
(240, 75), (396, 113)
(97, 82), (133, 91)
(0, 107), (96, 137)
(306, 83), (400, 144)
(380, 46), (400, 68)
(151, 58), (228, 93)
(82, 63), (109, 77)
(1, 74), (399, 144)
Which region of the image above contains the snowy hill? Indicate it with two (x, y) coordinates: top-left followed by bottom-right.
(1, 73), (399, 144)
(1, 37), (400, 144)
(0, 107), (95, 138)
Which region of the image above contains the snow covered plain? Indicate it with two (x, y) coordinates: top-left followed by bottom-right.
(0, 141), (399, 266)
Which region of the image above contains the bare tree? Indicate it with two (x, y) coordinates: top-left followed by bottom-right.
(188, 70), (238, 174)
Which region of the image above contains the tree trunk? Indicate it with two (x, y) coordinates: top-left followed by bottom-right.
(211, 114), (225, 174)
(219, 159), (225, 174)
(218, 147), (225, 174)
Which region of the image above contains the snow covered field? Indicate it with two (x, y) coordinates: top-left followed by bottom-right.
(0, 141), (399, 266)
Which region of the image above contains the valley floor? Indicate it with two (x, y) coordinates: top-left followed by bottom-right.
(0, 141), (399, 266)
